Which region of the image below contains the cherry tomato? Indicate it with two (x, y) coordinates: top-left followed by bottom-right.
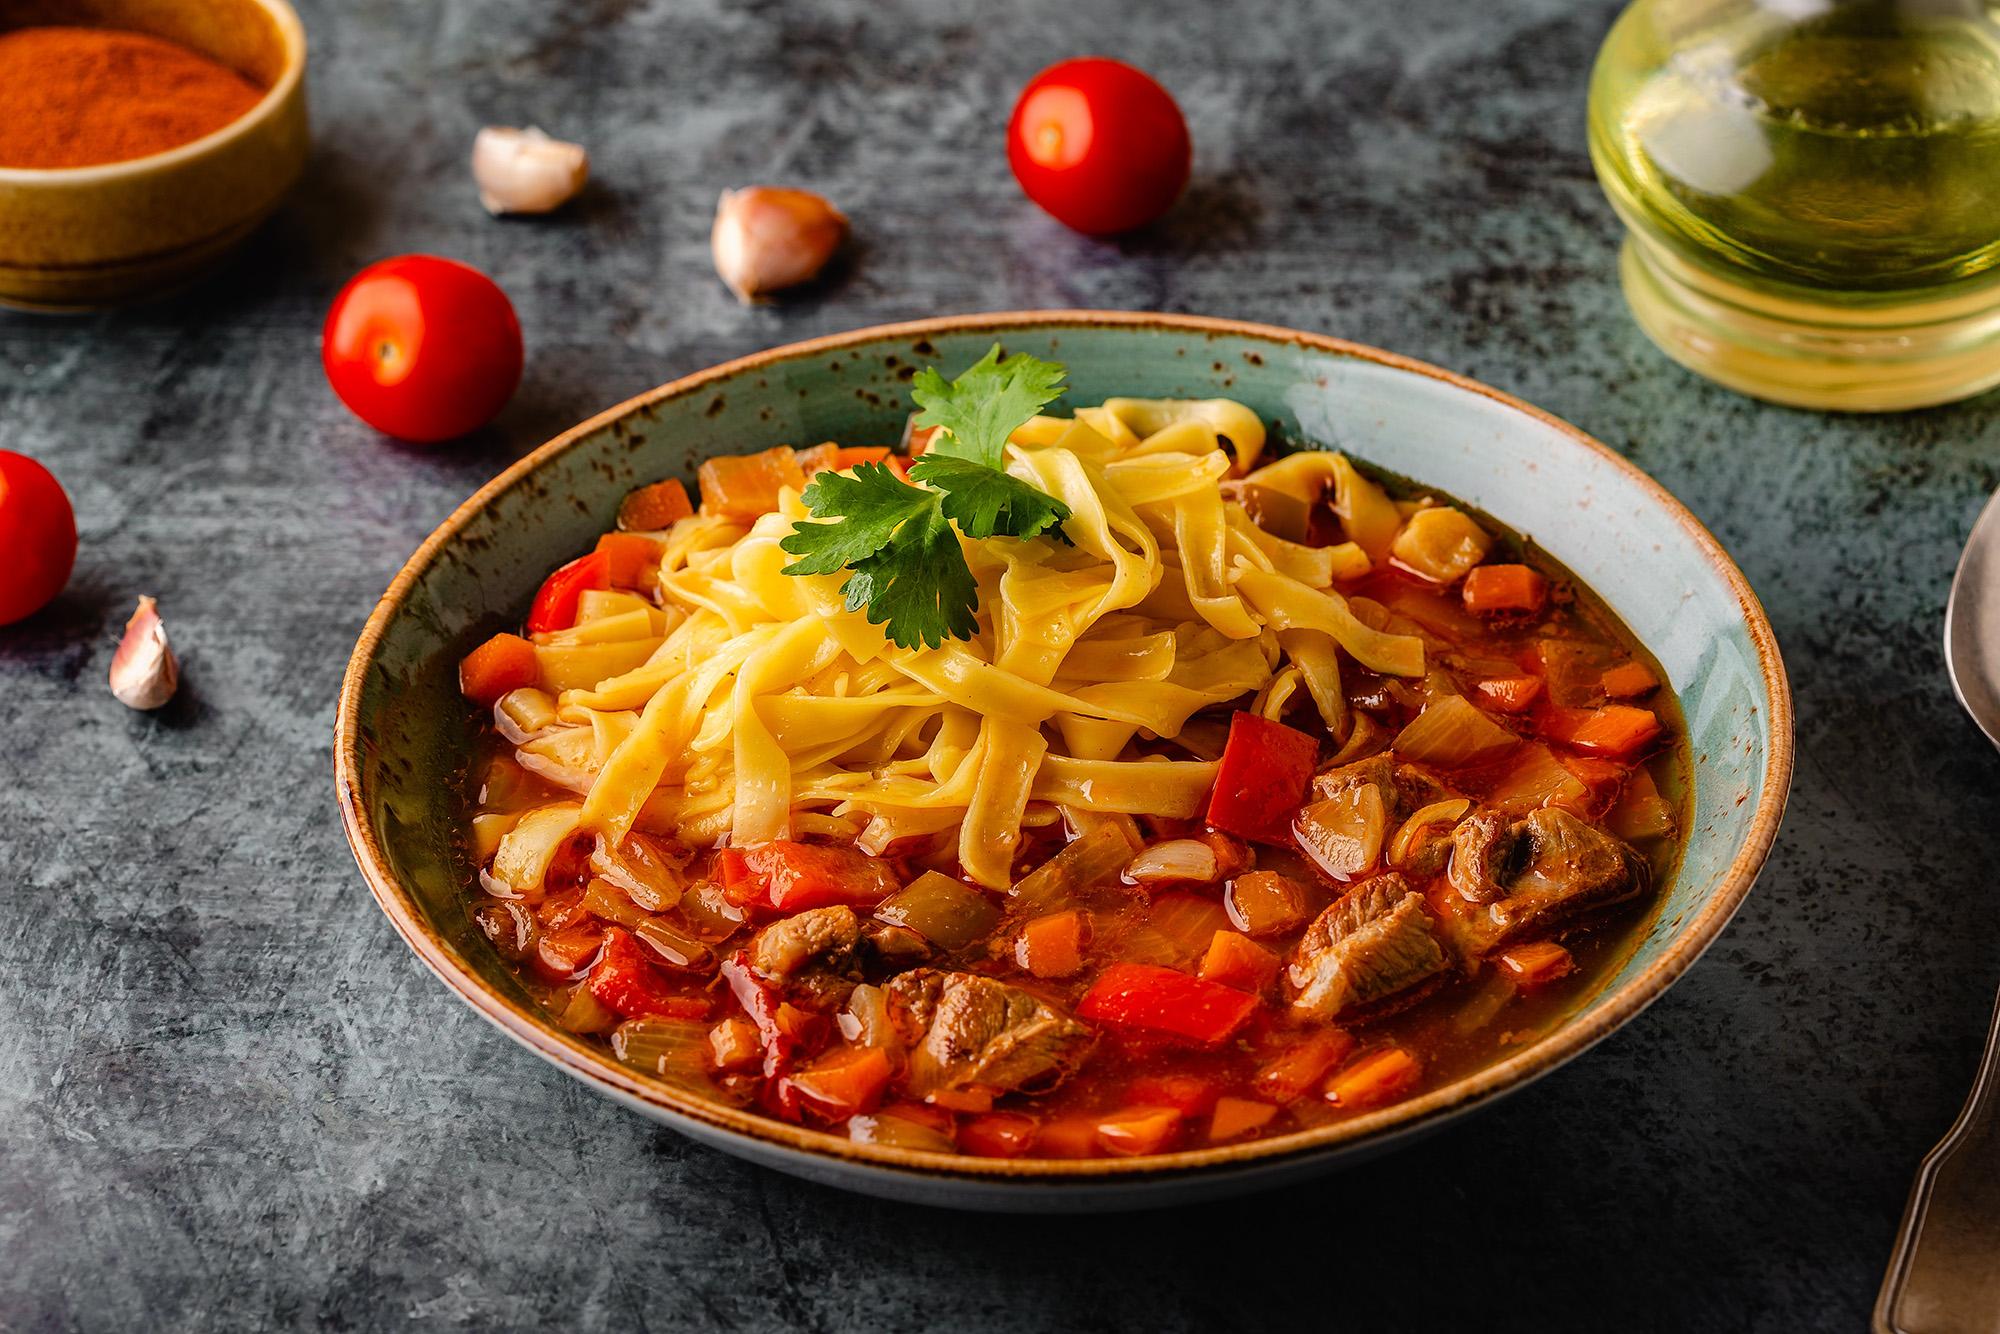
(322, 255), (524, 443)
(1007, 58), (1191, 235)
(0, 451), (77, 625)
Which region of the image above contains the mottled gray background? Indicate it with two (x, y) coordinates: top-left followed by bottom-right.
(2, 0), (1995, 1330)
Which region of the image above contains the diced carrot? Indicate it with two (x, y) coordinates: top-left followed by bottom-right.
(1209, 1096), (1278, 1142)
(1474, 675), (1544, 714)
(458, 632), (540, 707)
(531, 923), (605, 982)
(1095, 1106), (1184, 1156)
(1125, 1073), (1221, 1117)
(594, 532), (664, 588)
(1542, 705), (1661, 759)
(1016, 910), (1086, 979)
(903, 423), (938, 456)
(1035, 1115), (1103, 1158)
(1198, 930), (1280, 995)
(1496, 941), (1575, 990)
(697, 445), (806, 520)
(797, 443), (896, 476)
(1600, 661), (1660, 698)
(924, 1087), (995, 1113)
(1462, 564), (1546, 615)
(1205, 712), (1320, 845)
(960, 1112), (1040, 1158)
(773, 1003), (818, 1042)
(784, 1046), (892, 1122)
(881, 1100), (954, 1135)
(616, 478), (694, 530)
(707, 1017), (762, 1071)
(1325, 1047), (1422, 1109)
(1076, 963), (1261, 1047)
(1252, 1029), (1355, 1104)
(726, 841), (900, 911)
(525, 552), (612, 634)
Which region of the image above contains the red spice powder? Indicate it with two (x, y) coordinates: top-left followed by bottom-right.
(0, 26), (267, 170)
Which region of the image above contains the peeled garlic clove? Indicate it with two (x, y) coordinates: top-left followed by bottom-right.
(110, 595), (178, 711)
(710, 187), (848, 303)
(473, 126), (589, 216)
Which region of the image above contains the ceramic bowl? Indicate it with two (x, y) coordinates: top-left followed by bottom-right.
(0, 0), (309, 311)
(335, 312), (1793, 1211)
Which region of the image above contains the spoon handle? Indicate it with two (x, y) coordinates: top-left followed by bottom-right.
(1875, 987), (2000, 1334)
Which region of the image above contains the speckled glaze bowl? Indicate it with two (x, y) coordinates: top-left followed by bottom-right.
(0, 0), (308, 311)
(335, 312), (1793, 1211)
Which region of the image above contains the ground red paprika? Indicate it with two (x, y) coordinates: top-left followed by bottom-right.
(0, 26), (265, 170)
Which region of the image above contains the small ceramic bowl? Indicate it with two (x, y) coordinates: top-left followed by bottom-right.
(0, 0), (308, 311)
(336, 313), (1793, 1211)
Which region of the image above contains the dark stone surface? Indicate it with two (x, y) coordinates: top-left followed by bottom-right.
(2, 0), (1996, 1329)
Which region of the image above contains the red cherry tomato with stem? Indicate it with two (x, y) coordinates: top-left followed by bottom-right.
(322, 255), (524, 444)
(0, 451), (78, 625)
(1007, 57), (1191, 235)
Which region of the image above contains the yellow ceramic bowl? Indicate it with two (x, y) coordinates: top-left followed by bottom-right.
(0, 0), (308, 311)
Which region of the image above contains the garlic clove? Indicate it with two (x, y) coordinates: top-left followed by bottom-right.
(472, 126), (589, 216)
(110, 595), (178, 711)
(710, 186), (848, 304)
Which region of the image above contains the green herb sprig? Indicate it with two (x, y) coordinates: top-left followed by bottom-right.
(779, 345), (1072, 649)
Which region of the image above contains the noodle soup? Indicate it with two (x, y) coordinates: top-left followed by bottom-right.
(455, 360), (1684, 1161)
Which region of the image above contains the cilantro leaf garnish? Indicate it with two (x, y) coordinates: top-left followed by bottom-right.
(779, 347), (1072, 649)
(906, 453), (1069, 542)
(910, 344), (1067, 468)
(778, 463), (935, 575)
(840, 504), (980, 649)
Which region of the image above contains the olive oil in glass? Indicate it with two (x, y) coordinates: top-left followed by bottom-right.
(1589, 0), (2000, 410)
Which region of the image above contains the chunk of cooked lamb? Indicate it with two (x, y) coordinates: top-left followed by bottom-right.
(749, 905), (861, 983)
(1312, 755), (1458, 819)
(885, 969), (1095, 1097)
(1287, 872), (1451, 1022)
(1441, 806), (1645, 957)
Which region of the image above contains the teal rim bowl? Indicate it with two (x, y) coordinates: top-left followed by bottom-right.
(335, 312), (1793, 1211)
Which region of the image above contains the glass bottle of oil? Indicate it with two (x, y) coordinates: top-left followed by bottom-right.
(1589, 0), (2000, 410)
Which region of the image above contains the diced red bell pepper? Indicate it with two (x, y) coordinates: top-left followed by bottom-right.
(1204, 712), (1320, 845)
(584, 927), (690, 1018)
(724, 841), (900, 911)
(1541, 704), (1661, 759)
(458, 632), (540, 706)
(593, 532), (664, 588)
(525, 551), (611, 634)
(720, 950), (797, 1078)
(1076, 962), (1260, 1047)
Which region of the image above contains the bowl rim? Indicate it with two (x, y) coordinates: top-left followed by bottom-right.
(334, 310), (1794, 1184)
(0, 0), (307, 185)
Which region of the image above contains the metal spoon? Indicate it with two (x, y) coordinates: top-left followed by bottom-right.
(1875, 489), (2000, 1334)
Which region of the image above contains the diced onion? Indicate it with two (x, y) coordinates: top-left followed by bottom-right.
(1293, 787), (1387, 882)
(1011, 823), (1132, 911)
(1387, 798), (1472, 867)
(635, 917), (713, 971)
(875, 872), (999, 951)
(848, 1111), (954, 1153)
(1393, 697), (1519, 768)
(1121, 839), (1220, 886)
(838, 983), (899, 1049)
(590, 832), (685, 911)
